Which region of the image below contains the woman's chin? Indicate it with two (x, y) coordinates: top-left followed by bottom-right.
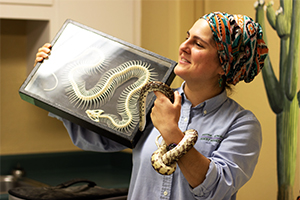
(174, 64), (187, 76)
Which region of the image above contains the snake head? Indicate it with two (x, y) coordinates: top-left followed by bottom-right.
(86, 109), (105, 122)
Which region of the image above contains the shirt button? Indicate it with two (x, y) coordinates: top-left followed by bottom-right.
(184, 117), (188, 122)
(164, 191), (168, 196)
(203, 110), (207, 115)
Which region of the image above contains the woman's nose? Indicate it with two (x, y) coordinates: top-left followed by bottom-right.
(179, 40), (191, 54)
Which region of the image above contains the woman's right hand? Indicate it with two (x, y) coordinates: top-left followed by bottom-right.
(34, 43), (52, 66)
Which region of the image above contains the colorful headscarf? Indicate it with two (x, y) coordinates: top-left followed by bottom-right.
(202, 12), (268, 85)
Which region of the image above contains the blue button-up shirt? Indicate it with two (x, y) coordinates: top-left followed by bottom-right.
(55, 83), (262, 200)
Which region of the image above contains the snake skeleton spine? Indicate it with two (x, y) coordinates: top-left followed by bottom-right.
(83, 61), (158, 134)
(56, 47), (158, 134)
(63, 47), (113, 109)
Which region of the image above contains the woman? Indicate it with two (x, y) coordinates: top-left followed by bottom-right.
(35, 12), (268, 199)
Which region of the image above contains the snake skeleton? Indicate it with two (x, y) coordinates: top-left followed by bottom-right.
(84, 62), (157, 133)
(139, 81), (198, 175)
(64, 49), (157, 133)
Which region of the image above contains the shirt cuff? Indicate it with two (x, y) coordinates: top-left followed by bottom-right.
(190, 159), (218, 197)
(48, 112), (63, 121)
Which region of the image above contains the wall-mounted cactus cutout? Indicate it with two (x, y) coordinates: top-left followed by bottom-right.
(254, 0), (299, 199)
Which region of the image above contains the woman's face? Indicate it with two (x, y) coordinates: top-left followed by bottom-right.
(174, 19), (224, 86)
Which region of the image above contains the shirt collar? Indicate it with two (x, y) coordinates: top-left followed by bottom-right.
(176, 81), (228, 115)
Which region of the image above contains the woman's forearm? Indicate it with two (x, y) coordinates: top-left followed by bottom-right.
(178, 148), (210, 188)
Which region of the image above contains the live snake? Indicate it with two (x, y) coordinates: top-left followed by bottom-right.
(139, 81), (198, 175)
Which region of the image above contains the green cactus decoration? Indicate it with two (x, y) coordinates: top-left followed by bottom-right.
(254, 0), (300, 199)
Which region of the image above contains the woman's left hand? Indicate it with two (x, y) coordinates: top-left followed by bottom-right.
(150, 91), (184, 145)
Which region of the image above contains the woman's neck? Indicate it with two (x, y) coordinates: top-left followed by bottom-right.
(183, 81), (223, 107)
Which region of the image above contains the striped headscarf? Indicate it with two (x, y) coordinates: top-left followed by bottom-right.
(202, 12), (268, 85)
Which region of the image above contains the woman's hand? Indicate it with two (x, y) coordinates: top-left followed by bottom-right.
(34, 43), (52, 66)
(152, 90), (210, 188)
(150, 91), (184, 145)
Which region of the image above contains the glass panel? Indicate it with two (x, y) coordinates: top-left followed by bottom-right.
(20, 20), (176, 147)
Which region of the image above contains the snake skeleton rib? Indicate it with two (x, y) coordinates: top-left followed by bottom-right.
(66, 60), (154, 109)
(65, 52), (157, 133)
(64, 47), (108, 109)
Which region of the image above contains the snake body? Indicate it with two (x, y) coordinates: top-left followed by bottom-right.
(138, 81), (174, 131)
(138, 81), (198, 175)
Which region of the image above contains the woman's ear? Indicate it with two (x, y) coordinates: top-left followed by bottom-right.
(218, 66), (225, 76)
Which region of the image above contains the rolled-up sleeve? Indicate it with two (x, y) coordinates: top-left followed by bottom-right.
(190, 111), (262, 199)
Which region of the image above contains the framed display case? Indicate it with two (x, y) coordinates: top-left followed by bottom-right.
(19, 19), (177, 148)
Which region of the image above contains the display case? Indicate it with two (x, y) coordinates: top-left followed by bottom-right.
(19, 19), (177, 148)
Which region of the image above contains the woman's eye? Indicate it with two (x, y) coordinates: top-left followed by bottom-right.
(196, 42), (203, 47)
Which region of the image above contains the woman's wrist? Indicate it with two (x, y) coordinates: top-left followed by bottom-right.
(161, 126), (184, 146)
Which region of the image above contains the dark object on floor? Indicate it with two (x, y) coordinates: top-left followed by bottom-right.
(8, 179), (128, 200)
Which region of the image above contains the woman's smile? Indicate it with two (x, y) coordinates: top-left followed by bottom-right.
(179, 56), (191, 65)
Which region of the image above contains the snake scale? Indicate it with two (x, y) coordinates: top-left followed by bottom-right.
(139, 81), (198, 175)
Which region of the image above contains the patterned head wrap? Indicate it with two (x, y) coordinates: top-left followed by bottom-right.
(202, 12), (268, 85)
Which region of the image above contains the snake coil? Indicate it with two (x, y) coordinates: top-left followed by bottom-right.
(139, 81), (198, 175)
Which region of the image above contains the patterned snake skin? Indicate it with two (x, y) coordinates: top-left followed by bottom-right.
(138, 81), (198, 175)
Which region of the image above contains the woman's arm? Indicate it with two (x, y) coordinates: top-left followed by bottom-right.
(151, 91), (262, 198)
(49, 113), (128, 152)
(150, 91), (210, 187)
(62, 118), (128, 152)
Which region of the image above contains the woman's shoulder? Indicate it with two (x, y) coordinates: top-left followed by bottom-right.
(224, 97), (260, 124)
